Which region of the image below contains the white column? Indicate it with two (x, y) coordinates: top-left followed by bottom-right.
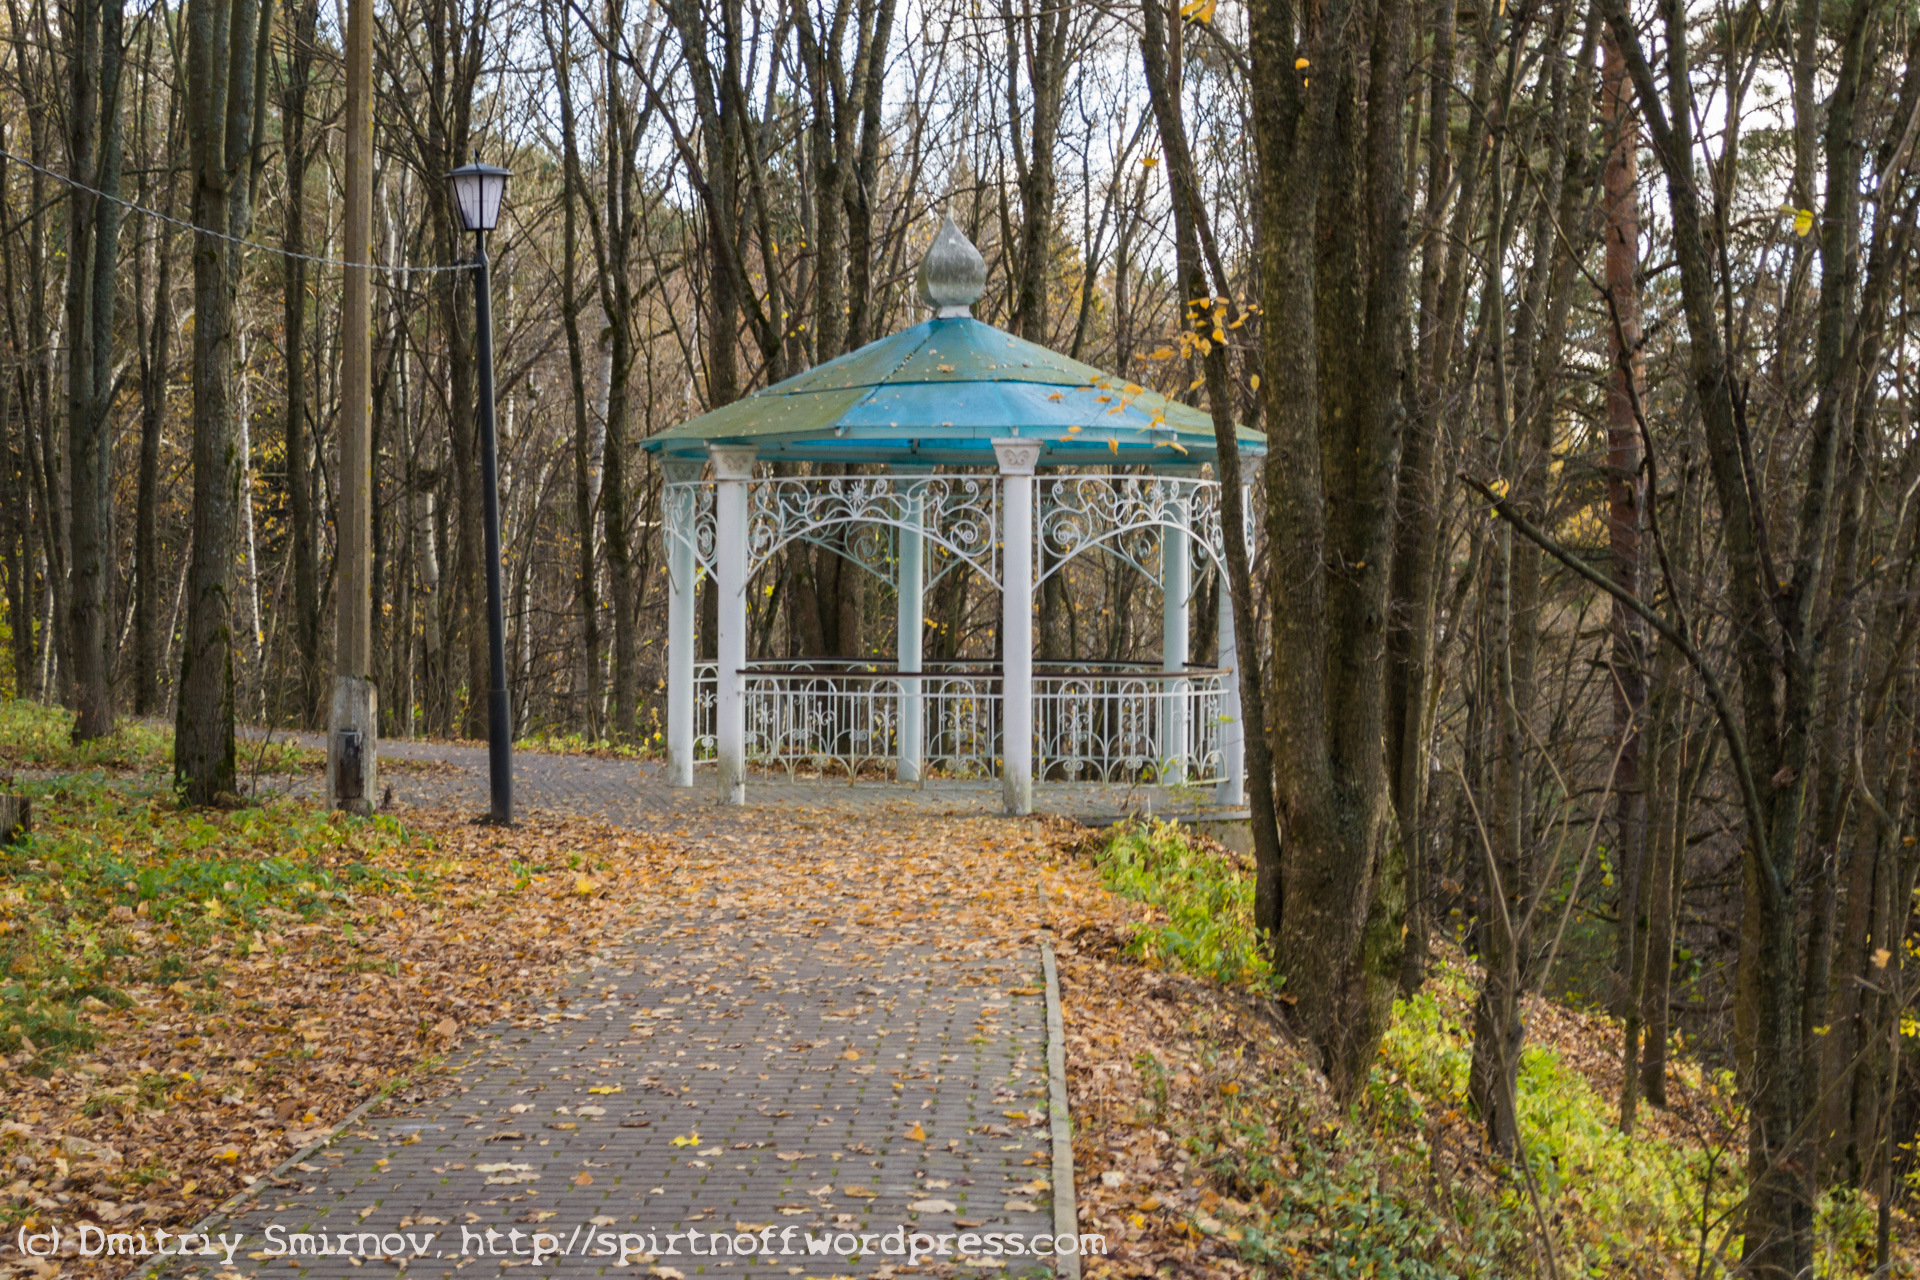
(893, 466), (932, 783)
(711, 444), (756, 805)
(1160, 469), (1197, 785)
(1216, 560), (1244, 806)
(663, 457), (703, 787)
(994, 440), (1040, 816)
(1217, 477), (1251, 806)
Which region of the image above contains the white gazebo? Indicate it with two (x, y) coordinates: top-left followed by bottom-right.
(642, 218), (1265, 816)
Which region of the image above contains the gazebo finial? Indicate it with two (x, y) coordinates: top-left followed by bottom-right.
(916, 213), (986, 318)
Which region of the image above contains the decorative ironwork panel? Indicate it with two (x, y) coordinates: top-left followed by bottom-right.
(744, 475), (1001, 588)
(1035, 474), (1225, 588)
(663, 481), (717, 589)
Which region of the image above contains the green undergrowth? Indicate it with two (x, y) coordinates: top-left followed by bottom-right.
(0, 699), (316, 776)
(1089, 817), (1274, 989)
(1379, 965), (1744, 1275)
(1086, 819), (1883, 1277)
(0, 719), (434, 1071)
(515, 729), (659, 759)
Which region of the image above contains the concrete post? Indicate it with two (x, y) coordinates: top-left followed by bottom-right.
(711, 445), (755, 805)
(328, 0), (375, 814)
(994, 440), (1040, 816)
(663, 456), (704, 787)
(893, 466), (933, 782)
(325, 679), (378, 813)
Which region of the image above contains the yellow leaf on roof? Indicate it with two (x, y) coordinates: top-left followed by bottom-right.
(1109, 439), (1119, 455)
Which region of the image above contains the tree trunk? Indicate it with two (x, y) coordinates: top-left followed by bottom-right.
(64, 0), (125, 742)
(134, 199), (170, 716)
(178, 0), (270, 802)
(1248, 0), (1414, 1098)
(1138, 0), (1283, 952)
(1386, 0), (1460, 993)
(282, 0), (322, 728)
(1600, 30), (1649, 1059)
(0, 373), (25, 697)
(548, 9), (603, 740)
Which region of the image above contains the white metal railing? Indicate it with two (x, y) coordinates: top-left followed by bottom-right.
(693, 662), (718, 761)
(1033, 670), (1224, 783)
(686, 662), (1221, 783)
(744, 669), (900, 778)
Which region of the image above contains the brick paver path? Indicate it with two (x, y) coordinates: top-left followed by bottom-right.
(242, 729), (1234, 832)
(167, 746), (1075, 1280)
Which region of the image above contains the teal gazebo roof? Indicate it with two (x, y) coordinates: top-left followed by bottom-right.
(642, 218), (1266, 469)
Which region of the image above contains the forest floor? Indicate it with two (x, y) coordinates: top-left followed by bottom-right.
(0, 703), (1908, 1278)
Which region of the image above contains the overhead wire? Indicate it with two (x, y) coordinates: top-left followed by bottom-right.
(0, 148), (475, 275)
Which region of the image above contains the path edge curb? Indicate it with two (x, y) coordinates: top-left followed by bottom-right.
(1041, 940), (1080, 1280)
(131, 1067), (424, 1279)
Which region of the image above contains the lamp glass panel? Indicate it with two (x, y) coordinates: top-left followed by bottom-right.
(479, 174), (505, 231)
(447, 173), (479, 231)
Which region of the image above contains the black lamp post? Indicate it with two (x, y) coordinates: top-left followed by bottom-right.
(446, 158), (514, 824)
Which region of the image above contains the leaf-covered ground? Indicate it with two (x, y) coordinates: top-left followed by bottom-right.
(0, 722), (1114, 1278)
(1, 704), (1906, 1279)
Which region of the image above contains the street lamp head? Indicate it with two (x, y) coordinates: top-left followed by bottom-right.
(445, 159), (512, 234)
